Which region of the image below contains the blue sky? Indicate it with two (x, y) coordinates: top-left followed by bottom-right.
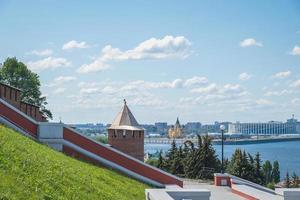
(1, 0), (300, 124)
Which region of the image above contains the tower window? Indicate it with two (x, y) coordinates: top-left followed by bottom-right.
(122, 130), (126, 138)
(132, 131), (134, 138)
(113, 130), (117, 138)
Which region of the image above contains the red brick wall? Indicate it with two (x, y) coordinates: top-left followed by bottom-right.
(63, 145), (103, 166)
(0, 101), (38, 137)
(20, 102), (46, 122)
(0, 84), (21, 109)
(64, 127), (183, 187)
(108, 129), (144, 161)
(214, 175), (231, 187)
(0, 83), (46, 122)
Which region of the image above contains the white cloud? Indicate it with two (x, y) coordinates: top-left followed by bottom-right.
(62, 40), (90, 50)
(190, 83), (218, 94)
(291, 98), (300, 105)
(27, 57), (71, 71)
(184, 76), (208, 87)
(131, 96), (168, 107)
(74, 81), (170, 109)
(223, 84), (242, 92)
(240, 38), (263, 47)
(255, 99), (273, 106)
(54, 76), (77, 83)
(239, 72), (252, 81)
(272, 70), (291, 79)
(290, 79), (300, 88)
(77, 59), (110, 73)
(77, 35), (192, 73)
(47, 76), (77, 87)
(264, 89), (290, 96)
(78, 76), (207, 96)
(52, 87), (66, 94)
(27, 49), (53, 56)
(290, 46), (300, 55)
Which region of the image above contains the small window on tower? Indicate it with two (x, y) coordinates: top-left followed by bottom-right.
(113, 130), (117, 138)
(123, 130), (126, 138)
(132, 131), (134, 137)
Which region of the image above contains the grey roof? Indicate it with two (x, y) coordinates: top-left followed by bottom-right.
(109, 100), (143, 131)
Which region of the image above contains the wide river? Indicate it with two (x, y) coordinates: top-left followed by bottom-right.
(145, 140), (300, 179)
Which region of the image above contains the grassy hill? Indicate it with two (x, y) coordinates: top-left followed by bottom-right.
(0, 125), (147, 200)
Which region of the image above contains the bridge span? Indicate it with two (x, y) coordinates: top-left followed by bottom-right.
(144, 137), (199, 145)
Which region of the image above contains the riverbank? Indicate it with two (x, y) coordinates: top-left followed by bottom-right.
(145, 135), (300, 145)
(213, 135), (300, 145)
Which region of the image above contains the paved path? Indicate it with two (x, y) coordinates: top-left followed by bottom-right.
(183, 180), (243, 200)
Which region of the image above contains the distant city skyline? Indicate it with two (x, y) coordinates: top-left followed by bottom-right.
(1, 1), (300, 123)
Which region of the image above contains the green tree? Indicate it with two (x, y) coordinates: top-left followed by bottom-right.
(164, 140), (178, 172)
(198, 134), (220, 179)
(285, 172), (290, 188)
(240, 151), (254, 181)
(172, 146), (184, 176)
(254, 152), (264, 185)
(263, 160), (273, 185)
(157, 151), (165, 170)
(227, 149), (243, 177)
(183, 140), (197, 178)
(184, 135), (202, 178)
(291, 172), (299, 188)
(146, 158), (158, 166)
(272, 161), (280, 184)
(0, 57), (52, 119)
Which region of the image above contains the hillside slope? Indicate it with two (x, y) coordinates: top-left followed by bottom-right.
(0, 125), (147, 200)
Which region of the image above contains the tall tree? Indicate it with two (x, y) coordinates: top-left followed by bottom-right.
(198, 134), (220, 179)
(227, 149), (243, 177)
(184, 135), (202, 178)
(263, 160), (273, 185)
(254, 152), (264, 185)
(291, 172), (299, 188)
(164, 140), (178, 172)
(157, 151), (165, 170)
(0, 57), (52, 119)
(285, 172), (290, 188)
(173, 146), (184, 176)
(272, 161), (280, 184)
(183, 140), (197, 178)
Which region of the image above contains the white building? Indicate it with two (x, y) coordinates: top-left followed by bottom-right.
(228, 118), (299, 135)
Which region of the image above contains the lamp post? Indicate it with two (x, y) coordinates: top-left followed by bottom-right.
(220, 125), (225, 174)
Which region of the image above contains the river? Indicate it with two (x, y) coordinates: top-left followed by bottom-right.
(145, 140), (300, 179)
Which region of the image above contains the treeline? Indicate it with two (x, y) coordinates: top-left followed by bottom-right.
(226, 149), (279, 188)
(148, 134), (284, 188)
(156, 135), (220, 179)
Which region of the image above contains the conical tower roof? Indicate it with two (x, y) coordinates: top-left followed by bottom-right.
(109, 99), (143, 131)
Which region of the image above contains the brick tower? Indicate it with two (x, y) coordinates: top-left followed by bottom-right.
(108, 99), (144, 161)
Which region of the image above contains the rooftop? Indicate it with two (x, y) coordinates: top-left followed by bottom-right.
(108, 99), (143, 131)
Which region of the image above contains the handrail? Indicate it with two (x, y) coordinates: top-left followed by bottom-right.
(228, 173), (276, 195)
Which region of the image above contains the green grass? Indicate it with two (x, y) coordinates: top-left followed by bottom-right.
(0, 125), (148, 200)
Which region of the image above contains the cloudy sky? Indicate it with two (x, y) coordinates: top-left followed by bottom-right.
(1, 0), (300, 124)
